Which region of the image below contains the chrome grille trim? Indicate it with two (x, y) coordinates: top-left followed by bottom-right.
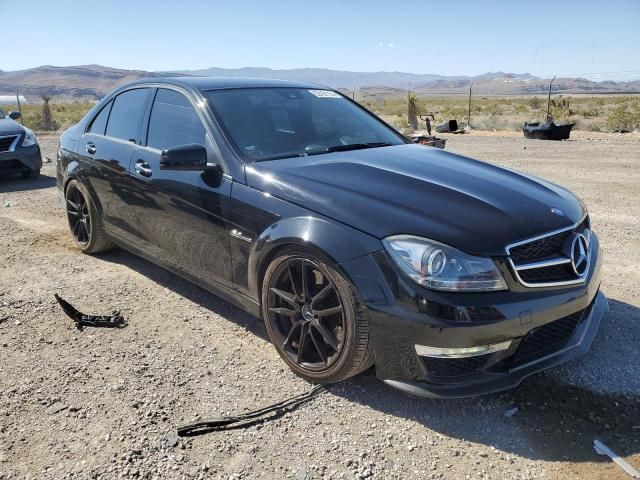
(515, 257), (572, 270)
(505, 213), (591, 288)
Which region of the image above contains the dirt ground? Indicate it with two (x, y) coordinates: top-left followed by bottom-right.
(0, 131), (639, 480)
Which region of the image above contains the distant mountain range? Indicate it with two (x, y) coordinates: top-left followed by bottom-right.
(1, 64), (639, 102)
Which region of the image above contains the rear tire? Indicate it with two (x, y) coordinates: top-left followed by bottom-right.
(262, 250), (374, 384)
(65, 179), (114, 254)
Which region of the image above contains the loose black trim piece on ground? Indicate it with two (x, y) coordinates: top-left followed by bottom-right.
(177, 385), (326, 437)
(54, 293), (127, 331)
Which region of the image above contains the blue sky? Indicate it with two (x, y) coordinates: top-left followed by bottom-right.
(2, 0), (638, 78)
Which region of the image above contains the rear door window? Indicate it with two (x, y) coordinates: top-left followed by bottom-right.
(87, 100), (112, 135)
(146, 89), (206, 150)
(105, 88), (150, 143)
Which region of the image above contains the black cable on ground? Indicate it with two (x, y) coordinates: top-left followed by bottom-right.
(177, 384), (327, 436)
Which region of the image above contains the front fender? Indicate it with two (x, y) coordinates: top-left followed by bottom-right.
(247, 215), (382, 302)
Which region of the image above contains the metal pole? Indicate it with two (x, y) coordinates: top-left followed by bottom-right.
(352, 84), (356, 101)
(16, 89), (23, 125)
(546, 75), (556, 122)
(467, 82), (473, 130)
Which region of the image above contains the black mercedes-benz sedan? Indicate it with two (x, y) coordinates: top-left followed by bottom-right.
(56, 78), (607, 397)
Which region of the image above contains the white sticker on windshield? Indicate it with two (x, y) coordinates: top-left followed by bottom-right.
(308, 89), (341, 98)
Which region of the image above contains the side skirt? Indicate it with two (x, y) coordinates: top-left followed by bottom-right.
(104, 233), (262, 318)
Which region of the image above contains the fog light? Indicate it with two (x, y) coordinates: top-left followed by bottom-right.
(414, 340), (512, 358)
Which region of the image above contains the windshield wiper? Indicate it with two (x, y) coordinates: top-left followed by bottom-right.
(325, 142), (393, 153)
(255, 142), (394, 161)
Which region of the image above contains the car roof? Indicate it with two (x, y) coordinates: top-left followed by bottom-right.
(126, 76), (329, 92)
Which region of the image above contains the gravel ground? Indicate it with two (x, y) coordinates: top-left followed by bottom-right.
(0, 131), (638, 480)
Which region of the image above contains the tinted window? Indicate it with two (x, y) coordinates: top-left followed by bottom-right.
(87, 101), (112, 135)
(206, 88), (404, 161)
(147, 89), (206, 150)
(105, 88), (149, 142)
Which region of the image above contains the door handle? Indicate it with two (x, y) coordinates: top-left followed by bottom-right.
(86, 142), (96, 154)
(134, 159), (152, 178)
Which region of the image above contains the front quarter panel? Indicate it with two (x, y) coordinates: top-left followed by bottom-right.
(228, 181), (382, 303)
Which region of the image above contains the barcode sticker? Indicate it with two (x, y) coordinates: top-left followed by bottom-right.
(308, 90), (341, 98)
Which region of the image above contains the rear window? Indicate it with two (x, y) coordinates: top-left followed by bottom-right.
(87, 101), (112, 135)
(105, 88), (150, 143)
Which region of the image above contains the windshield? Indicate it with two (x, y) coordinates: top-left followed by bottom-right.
(205, 88), (405, 161)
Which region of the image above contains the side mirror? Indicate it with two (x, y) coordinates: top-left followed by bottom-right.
(160, 144), (209, 171)
(8, 111), (21, 120)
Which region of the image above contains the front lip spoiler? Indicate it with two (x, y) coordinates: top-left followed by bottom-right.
(383, 290), (608, 399)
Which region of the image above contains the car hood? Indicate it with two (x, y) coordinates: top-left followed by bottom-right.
(0, 118), (25, 136)
(245, 144), (585, 256)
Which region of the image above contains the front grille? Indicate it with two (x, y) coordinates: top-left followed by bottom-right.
(507, 216), (591, 287)
(0, 159), (24, 172)
(0, 135), (18, 152)
(422, 354), (490, 377)
(518, 263), (576, 283)
(510, 308), (586, 366)
(510, 230), (572, 263)
(510, 217), (590, 263)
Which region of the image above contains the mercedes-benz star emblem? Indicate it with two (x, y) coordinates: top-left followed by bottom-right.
(570, 233), (589, 277)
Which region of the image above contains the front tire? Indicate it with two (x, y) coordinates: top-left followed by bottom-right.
(262, 251), (374, 383)
(65, 179), (114, 254)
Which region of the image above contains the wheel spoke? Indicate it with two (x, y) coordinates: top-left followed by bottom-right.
(310, 284), (332, 308)
(283, 320), (303, 349)
(67, 210), (80, 217)
(314, 305), (343, 318)
(72, 219), (82, 237)
(296, 323), (309, 363)
(269, 307), (297, 316)
(80, 220), (89, 242)
(313, 322), (340, 352)
(270, 287), (298, 308)
(287, 263), (300, 300)
(67, 199), (80, 212)
(300, 260), (309, 301)
(309, 328), (328, 364)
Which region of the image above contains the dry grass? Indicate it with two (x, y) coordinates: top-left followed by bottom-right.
(364, 95), (640, 133)
(3, 95), (640, 134)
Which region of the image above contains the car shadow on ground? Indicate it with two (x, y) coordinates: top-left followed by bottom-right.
(0, 173), (56, 193)
(95, 247), (640, 464)
(333, 297), (640, 464)
(99, 248), (267, 341)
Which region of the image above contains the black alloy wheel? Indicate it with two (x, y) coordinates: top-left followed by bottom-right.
(66, 184), (91, 246)
(65, 180), (114, 254)
(263, 253), (374, 383)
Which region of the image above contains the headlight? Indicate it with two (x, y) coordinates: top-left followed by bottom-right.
(22, 128), (38, 147)
(382, 235), (508, 292)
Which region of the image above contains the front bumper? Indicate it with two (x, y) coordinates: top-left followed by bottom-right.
(0, 144), (42, 175)
(339, 232), (606, 398)
(384, 290), (607, 398)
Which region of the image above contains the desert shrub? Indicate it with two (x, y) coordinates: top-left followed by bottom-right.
(37, 96), (60, 131)
(606, 106), (640, 131)
(529, 97), (543, 109)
